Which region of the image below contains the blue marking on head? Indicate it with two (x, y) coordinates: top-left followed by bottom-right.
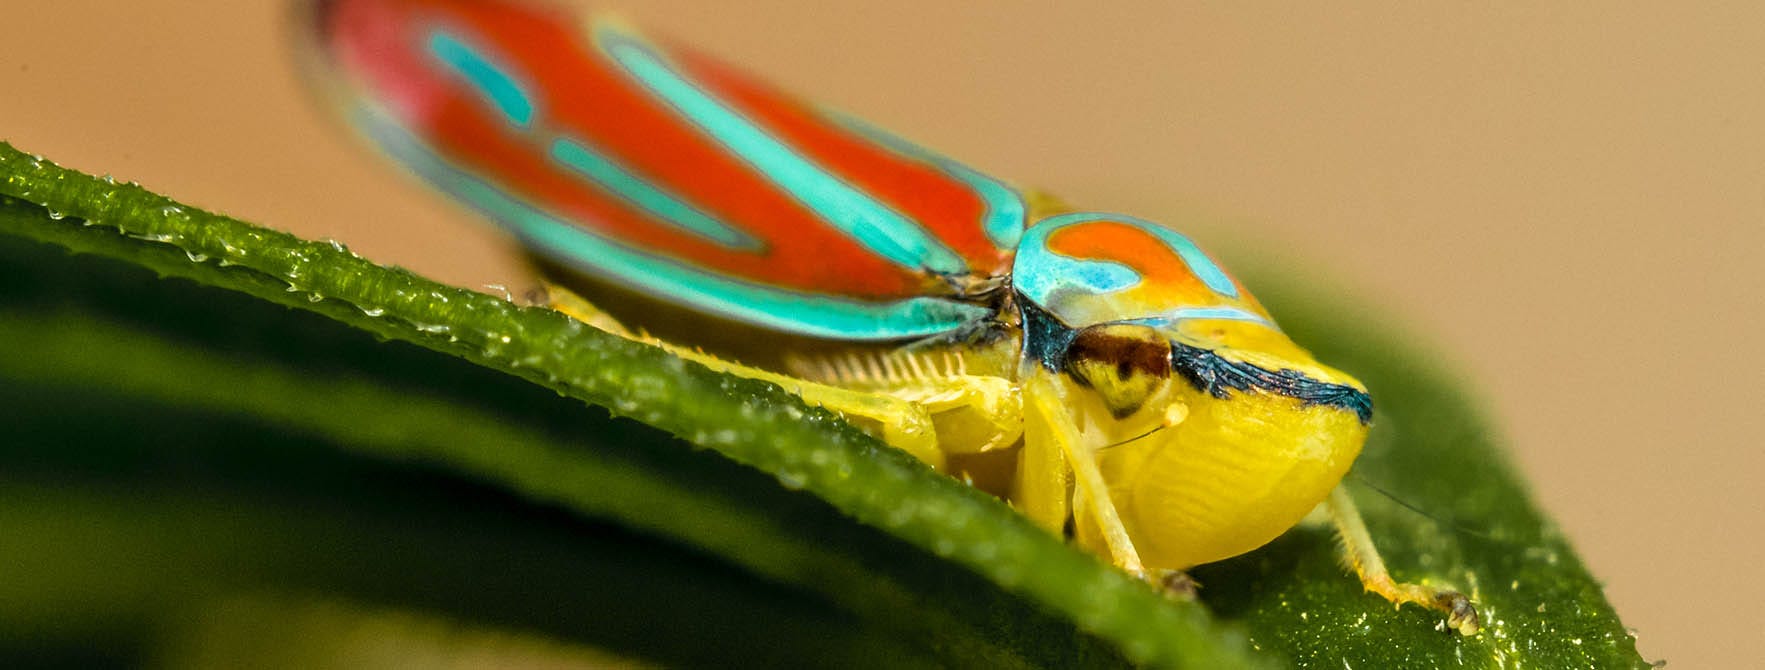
(830, 112), (1026, 250)
(550, 137), (763, 251)
(593, 24), (967, 277)
(1011, 239), (1141, 310)
(358, 108), (986, 340)
(1012, 212), (1272, 332)
(1016, 212), (1239, 306)
(1013, 213), (1143, 312)
(426, 30), (535, 127)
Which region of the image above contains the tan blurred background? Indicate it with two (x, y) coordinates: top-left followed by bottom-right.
(5, 2), (1759, 666)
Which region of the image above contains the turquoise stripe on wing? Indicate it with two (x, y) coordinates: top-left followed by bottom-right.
(362, 110), (989, 340)
(595, 24), (968, 277)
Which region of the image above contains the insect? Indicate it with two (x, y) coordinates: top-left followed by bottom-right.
(304, 0), (1479, 634)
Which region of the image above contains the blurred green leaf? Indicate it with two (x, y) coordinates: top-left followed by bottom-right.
(0, 143), (1646, 668)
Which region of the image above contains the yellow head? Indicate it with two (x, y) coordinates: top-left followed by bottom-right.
(1014, 212), (1372, 569)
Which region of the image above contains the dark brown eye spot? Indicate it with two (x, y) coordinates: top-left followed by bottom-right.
(1064, 326), (1172, 381)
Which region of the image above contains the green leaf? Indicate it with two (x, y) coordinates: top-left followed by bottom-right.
(0, 142), (1646, 668)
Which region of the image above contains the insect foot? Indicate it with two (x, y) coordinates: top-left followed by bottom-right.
(1438, 590), (1481, 636)
(1155, 570), (1200, 601)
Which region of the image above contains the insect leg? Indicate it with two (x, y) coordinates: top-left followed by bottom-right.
(1326, 485), (1481, 635)
(790, 350), (1024, 456)
(907, 375), (1022, 456)
(1024, 374), (1147, 578)
(545, 283), (946, 469)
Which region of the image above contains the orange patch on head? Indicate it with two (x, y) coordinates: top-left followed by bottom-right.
(1045, 220), (1209, 290)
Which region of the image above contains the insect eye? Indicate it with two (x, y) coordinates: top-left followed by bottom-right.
(1062, 324), (1173, 418)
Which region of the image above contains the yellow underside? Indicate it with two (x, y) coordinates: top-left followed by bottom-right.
(1078, 385), (1367, 570)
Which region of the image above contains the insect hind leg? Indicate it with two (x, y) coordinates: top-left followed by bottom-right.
(544, 282), (947, 469)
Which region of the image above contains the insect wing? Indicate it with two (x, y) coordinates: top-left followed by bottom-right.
(306, 0), (1025, 340)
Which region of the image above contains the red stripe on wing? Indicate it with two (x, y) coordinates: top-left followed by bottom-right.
(326, 0), (950, 299)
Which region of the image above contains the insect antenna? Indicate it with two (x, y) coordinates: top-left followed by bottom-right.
(1346, 473), (1509, 545)
(1098, 422), (1171, 452)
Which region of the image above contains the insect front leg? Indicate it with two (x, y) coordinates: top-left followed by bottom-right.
(1022, 374), (1147, 579)
(1326, 485), (1481, 635)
